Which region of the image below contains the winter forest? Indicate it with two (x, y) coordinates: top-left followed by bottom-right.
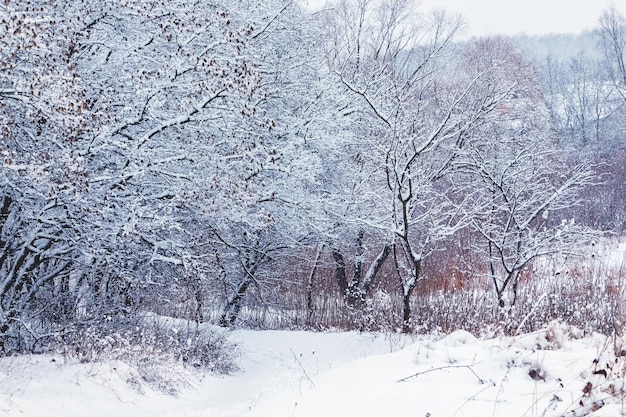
(2, 0), (626, 415)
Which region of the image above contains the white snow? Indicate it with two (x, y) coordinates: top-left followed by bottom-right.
(1, 324), (625, 417)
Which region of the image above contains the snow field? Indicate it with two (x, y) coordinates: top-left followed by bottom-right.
(1, 324), (625, 416)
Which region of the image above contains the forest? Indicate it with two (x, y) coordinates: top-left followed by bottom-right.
(1, 0), (625, 369)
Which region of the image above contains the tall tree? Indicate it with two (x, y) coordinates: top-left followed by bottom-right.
(319, 0), (518, 332)
(0, 0), (92, 350)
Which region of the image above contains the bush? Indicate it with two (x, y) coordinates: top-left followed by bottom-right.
(54, 314), (238, 393)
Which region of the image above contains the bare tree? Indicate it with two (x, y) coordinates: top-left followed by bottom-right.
(458, 38), (600, 311)
(598, 6), (626, 89)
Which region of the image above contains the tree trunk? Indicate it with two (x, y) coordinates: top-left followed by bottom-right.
(359, 243), (391, 294)
(351, 230), (364, 288)
(495, 270), (520, 308)
(194, 287), (204, 323)
(218, 258), (258, 327)
(306, 244), (323, 327)
(392, 239), (421, 334)
(402, 266), (420, 333)
(331, 248), (348, 296)
(218, 276), (251, 327)
(402, 290), (412, 334)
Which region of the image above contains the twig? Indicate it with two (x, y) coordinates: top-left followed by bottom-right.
(452, 383), (496, 417)
(513, 292), (548, 336)
(397, 364), (490, 385)
(290, 348), (316, 388)
(492, 366), (511, 417)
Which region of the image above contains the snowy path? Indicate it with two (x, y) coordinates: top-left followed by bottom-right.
(0, 331), (399, 417)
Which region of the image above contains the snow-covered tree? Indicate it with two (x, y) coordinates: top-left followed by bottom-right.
(71, 0), (332, 326)
(457, 37), (599, 310)
(318, 0), (517, 331)
(598, 5), (626, 91)
(542, 52), (613, 145)
(0, 0), (91, 351)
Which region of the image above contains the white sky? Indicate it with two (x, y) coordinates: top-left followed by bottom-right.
(303, 0), (626, 38)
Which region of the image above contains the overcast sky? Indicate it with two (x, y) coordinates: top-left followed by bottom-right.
(303, 0), (626, 38)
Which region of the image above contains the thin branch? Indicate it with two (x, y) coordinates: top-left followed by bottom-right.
(397, 363), (490, 385)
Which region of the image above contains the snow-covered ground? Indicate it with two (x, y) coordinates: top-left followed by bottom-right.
(1, 323), (624, 417)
